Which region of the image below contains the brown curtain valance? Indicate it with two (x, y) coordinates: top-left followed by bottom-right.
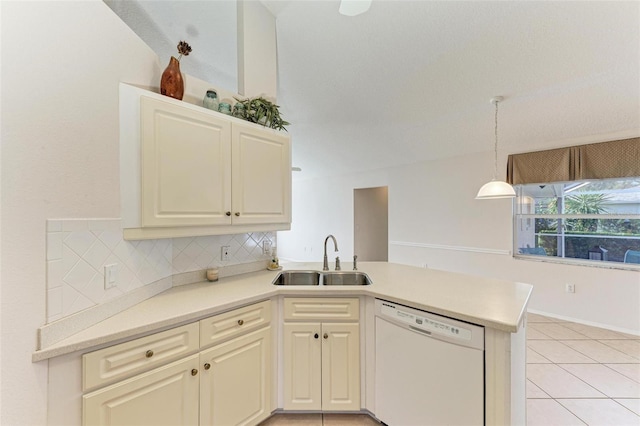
(507, 137), (640, 185)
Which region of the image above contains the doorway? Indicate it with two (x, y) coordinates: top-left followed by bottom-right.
(354, 186), (388, 261)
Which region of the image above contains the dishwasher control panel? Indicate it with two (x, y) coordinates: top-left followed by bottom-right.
(378, 300), (484, 346)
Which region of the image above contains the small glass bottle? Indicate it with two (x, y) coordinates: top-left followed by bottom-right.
(218, 102), (231, 115)
(232, 102), (246, 119)
(203, 90), (219, 111)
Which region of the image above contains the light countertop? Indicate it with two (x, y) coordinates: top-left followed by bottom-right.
(33, 262), (532, 361)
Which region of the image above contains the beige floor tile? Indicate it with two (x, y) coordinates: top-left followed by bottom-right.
(322, 414), (380, 425)
(528, 340), (596, 363)
(600, 340), (640, 359)
(528, 323), (590, 340)
(615, 399), (640, 416)
(259, 414), (323, 426)
(527, 347), (552, 363)
(527, 364), (604, 398)
(561, 339), (639, 363)
(527, 327), (553, 340)
(607, 364), (640, 383)
(527, 379), (551, 398)
(560, 364), (640, 398)
(562, 322), (631, 340)
(558, 399), (640, 426)
(526, 399), (586, 426)
(528, 312), (562, 323)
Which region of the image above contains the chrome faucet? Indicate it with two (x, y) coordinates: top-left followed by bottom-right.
(323, 235), (338, 271)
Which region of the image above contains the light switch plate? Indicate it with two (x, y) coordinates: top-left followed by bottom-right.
(221, 246), (230, 261)
(104, 264), (118, 290)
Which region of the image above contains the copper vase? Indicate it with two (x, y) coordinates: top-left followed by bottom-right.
(160, 56), (184, 100)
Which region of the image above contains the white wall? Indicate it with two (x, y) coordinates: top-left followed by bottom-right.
(279, 149), (640, 334)
(237, 0), (277, 100)
(1, 2), (161, 423)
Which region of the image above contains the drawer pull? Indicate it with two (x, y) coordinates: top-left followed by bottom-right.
(237, 319), (244, 326)
(145, 350), (154, 358)
(191, 369), (198, 376)
(225, 211), (231, 216)
(204, 363), (211, 370)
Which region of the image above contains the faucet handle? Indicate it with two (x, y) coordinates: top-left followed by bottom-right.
(335, 256), (341, 271)
(353, 255), (358, 270)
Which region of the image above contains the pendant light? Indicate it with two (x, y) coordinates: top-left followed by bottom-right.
(476, 96), (516, 200)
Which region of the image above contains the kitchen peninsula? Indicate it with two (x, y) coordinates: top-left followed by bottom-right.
(35, 262), (532, 426)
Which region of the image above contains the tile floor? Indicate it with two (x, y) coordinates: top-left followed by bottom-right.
(259, 413), (379, 426)
(526, 312), (640, 426)
(260, 313), (640, 426)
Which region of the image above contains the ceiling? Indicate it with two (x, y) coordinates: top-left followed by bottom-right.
(109, 1), (640, 181)
(270, 1), (639, 180)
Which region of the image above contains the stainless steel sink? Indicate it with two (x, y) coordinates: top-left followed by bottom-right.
(272, 270), (372, 286)
(323, 271), (372, 286)
(272, 271), (321, 286)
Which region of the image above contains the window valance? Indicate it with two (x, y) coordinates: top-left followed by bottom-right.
(507, 137), (640, 185)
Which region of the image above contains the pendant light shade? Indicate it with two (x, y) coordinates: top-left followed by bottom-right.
(476, 180), (516, 199)
(476, 96), (516, 200)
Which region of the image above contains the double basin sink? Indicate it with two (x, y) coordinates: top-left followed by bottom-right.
(272, 270), (372, 286)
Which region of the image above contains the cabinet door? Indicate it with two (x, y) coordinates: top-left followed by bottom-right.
(83, 354), (199, 426)
(283, 322), (322, 410)
(141, 96), (232, 227)
(231, 123), (291, 225)
(200, 326), (272, 426)
(321, 323), (360, 411)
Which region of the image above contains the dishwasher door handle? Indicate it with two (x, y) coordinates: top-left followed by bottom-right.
(409, 325), (432, 336)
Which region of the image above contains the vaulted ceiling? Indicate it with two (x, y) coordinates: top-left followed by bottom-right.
(109, 1), (640, 180)
(271, 1), (639, 179)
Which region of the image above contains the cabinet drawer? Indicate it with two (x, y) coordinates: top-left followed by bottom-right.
(82, 323), (199, 391)
(200, 300), (271, 348)
(284, 298), (359, 321)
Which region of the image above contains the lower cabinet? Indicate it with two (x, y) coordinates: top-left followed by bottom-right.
(282, 298), (361, 412)
(83, 355), (200, 426)
(200, 326), (272, 426)
(82, 301), (272, 426)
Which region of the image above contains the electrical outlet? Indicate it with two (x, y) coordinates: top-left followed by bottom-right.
(423, 263), (429, 268)
(104, 264), (118, 290)
(565, 283), (575, 293)
(221, 246), (230, 261)
(263, 240), (272, 255)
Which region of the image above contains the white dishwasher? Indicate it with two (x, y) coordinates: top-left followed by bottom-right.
(375, 299), (485, 426)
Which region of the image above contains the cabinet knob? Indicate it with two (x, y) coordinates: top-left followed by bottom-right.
(191, 369), (198, 376)
(314, 333), (319, 339)
(237, 319), (244, 326)
(225, 211), (231, 216)
(204, 363), (211, 370)
(323, 333), (328, 339)
(235, 212), (240, 217)
(145, 350), (154, 358)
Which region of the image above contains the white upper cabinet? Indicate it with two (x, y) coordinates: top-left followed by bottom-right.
(141, 96), (232, 227)
(120, 83), (291, 240)
(232, 122), (291, 225)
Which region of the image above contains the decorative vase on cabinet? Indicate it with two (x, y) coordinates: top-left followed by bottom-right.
(160, 56), (184, 100)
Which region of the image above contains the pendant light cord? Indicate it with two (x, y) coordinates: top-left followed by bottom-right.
(493, 99), (499, 180)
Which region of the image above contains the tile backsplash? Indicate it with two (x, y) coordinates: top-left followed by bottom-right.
(46, 219), (275, 323)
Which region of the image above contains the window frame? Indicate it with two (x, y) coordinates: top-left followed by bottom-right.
(512, 180), (640, 271)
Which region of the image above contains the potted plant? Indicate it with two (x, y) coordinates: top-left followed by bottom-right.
(233, 97), (290, 131)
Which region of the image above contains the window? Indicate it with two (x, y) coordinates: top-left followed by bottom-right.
(514, 178), (640, 268)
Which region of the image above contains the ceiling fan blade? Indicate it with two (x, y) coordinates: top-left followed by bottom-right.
(339, 0), (372, 16)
